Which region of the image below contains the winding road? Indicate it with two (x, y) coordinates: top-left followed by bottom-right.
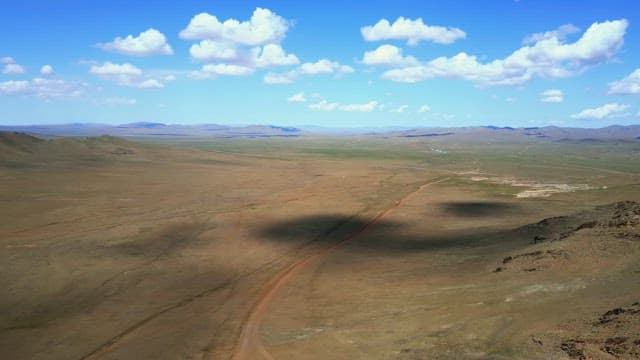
(230, 177), (448, 360)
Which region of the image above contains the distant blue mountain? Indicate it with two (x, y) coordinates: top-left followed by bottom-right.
(118, 122), (167, 128)
(484, 125), (515, 130)
(0, 123), (638, 140)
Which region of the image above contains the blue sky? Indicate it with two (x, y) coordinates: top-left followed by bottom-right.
(1, 0), (639, 128)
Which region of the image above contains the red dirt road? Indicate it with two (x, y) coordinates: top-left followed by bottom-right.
(230, 177), (448, 360)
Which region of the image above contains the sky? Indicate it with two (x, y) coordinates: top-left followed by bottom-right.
(1, 0), (640, 128)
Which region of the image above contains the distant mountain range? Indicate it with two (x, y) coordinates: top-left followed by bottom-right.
(387, 125), (640, 141)
(1, 123), (639, 141)
(0, 123), (302, 138)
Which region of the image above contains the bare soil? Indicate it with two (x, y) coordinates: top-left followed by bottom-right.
(1, 133), (639, 359)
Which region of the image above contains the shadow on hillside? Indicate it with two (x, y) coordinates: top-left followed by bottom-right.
(257, 212), (513, 254)
(438, 201), (521, 217)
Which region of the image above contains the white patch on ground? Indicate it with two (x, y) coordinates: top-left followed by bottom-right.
(468, 174), (592, 198)
(5, 244), (37, 249)
(267, 327), (325, 344)
(506, 279), (586, 302)
(294, 327), (324, 340)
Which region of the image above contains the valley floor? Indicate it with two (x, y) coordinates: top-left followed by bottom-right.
(1, 135), (639, 359)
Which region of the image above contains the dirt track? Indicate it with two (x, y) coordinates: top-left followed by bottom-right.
(231, 177), (449, 360)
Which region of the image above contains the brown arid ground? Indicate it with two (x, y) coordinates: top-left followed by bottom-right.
(1, 132), (640, 359)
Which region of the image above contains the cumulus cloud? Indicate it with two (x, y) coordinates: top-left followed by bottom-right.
(264, 71), (296, 84)
(308, 99), (379, 112)
(309, 100), (339, 111)
(340, 100), (379, 112)
(40, 65), (54, 76)
(254, 44), (299, 68)
(189, 40), (239, 62)
(182, 8), (301, 79)
(540, 89), (563, 102)
(418, 105), (430, 113)
(190, 63), (255, 79)
(2, 63), (26, 75)
(523, 24), (580, 44)
(89, 62), (164, 88)
(90, 62), (142, 76)
(391, 104), (409, 113)
(97, 28), (173, 56)
(380, 19), (628, 86)
(361, 17), (466, 45)
(287, 92), (306, 102)
(571, 103), (629, 119)
(180, 8), (289, 46)
(362, 44), (418, 67)
(608, 68), (640, 95)
(136, 79), (164, 88)
(190, 42), (298, 68)
(298, 59), (354, 75)
(2, 57), (26, 75)
(0, 77), (87, 98)
(263, 59), (353, 84)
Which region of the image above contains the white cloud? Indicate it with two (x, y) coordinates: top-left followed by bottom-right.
(264, 71), (295, 84)
(0, 77), (86, 98)
(40, 65), (54, 76)
(202, 63), (255, 76)
(309, 100), (339, 111)
(523, 24), (580, 44)
(540, 89), (563, 102)
(136, 79), (164, 89)
(298, 59), (354, 75)
(89, 62), (164, 88)
(189, 40), (239, 62)
(287, 92), (306, 102)
(97, 28), (173, 56)
(392, 104), (409, 113)
(2, 63), (26, 75)
(608, 68), (640, 95)
(90, 62), (142, 76)
(263, 59), (354, 84)
(362, 44), (418, 67)
(254, 44), (299, 68)
(0, 57), (14, 64)
(340, 100), (379, 112)
(381, 19), (628, 86)
(0, 80), (37, 95)
(182, 8), (298, 78)
(179, 7), (289, 46)
(98, 97), (137, 105)
(505, 97), (517, 103)
(361, 17), (466, 45)
(190, 63), (255, 79)
(307, 98), (379, 112)
(418, 105), (430, 113)
(571, 103), (629, 119)
(189, 42), (298, 69)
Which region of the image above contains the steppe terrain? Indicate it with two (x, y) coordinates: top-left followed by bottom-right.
(1, 132), (639, 359)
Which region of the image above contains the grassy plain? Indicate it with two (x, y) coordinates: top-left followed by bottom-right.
(1, 134), (639, 359)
